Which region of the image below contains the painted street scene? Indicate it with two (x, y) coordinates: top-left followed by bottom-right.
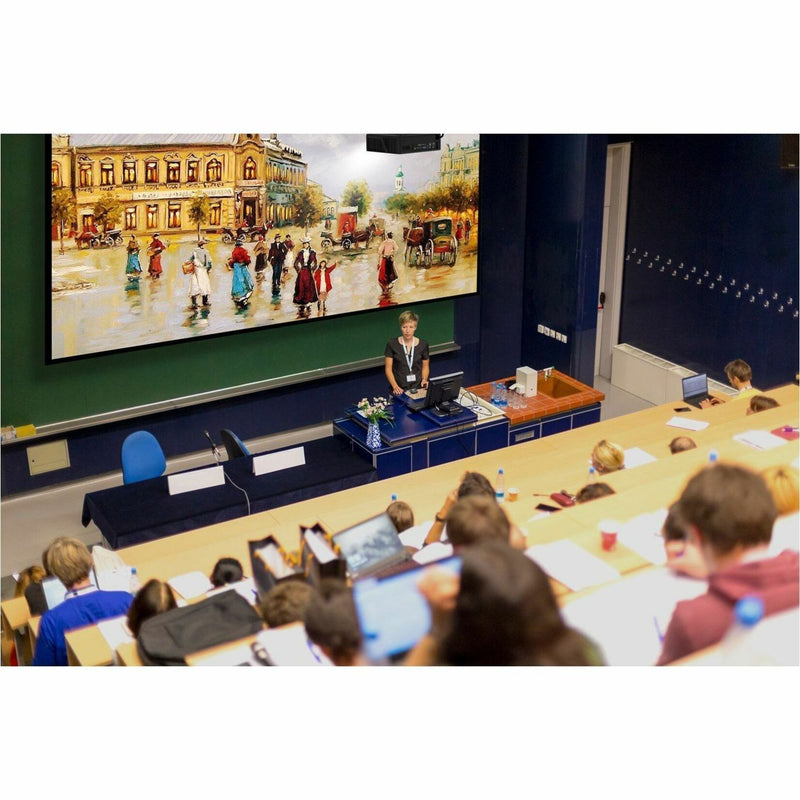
(50, 134), (479, 360)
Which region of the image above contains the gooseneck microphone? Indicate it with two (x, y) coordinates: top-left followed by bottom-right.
(203, 430), (222, 464)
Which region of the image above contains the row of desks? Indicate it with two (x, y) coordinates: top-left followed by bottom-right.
(5, 384), (798, 666)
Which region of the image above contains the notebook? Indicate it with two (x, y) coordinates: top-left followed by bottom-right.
(682, 373), (711, 408)
(332, 512), (416, 581)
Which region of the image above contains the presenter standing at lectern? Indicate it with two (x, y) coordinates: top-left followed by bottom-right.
(385, 310), (430, 396)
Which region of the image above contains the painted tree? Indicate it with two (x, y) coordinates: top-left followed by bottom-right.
(92, 193), (123, 233)
(51, 188), (76, 254)
(292, 185), (324, 234)
(341, 180), (373, 219)
(188, 193), (210, 243)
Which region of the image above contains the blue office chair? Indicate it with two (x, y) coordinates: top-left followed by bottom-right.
(220, 429), (250, 460)
(121, 430), (167, 484)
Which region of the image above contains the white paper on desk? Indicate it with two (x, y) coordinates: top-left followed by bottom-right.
(206, 577), (258, 605)
(623, 447), (658, 469)
(733, 430), (788, 451)
(168, 465), (225, 495)
(303, 530), (338, 563)
(666, 416), (709, 432)
(399, 520), (441, 549)
(169, 570), (214, 599)
(97, 615), (133, 652)
(560, 568), (708, 665)
(92, 545), (127, 573)
(95, 566), (134, 593)
(618, 509), (669, 565)
(413, 542), (454, 564)
(255, 625), (332, 666)
(252, 446), (305, 476)
(525, 540), (620, 592)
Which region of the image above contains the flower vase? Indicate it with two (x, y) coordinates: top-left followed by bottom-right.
(366, 421), (382, 450)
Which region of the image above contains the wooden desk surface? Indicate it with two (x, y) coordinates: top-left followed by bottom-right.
(74, 386), (797, 665)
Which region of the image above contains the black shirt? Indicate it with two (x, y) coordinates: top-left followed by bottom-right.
(385, 337), (430, 390)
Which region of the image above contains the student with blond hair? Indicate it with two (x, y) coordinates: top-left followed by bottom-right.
(32, 537), (133, 666)
(591, 439), (625, 474)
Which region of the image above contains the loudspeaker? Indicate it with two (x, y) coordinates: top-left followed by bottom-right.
(780, 134), (798, 170)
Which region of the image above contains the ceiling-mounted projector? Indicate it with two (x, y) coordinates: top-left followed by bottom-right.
(366, 134), (443, 154)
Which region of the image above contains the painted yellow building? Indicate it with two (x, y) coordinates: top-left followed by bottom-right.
(439, 139), (480, 187)
(51, 134), (307, 237)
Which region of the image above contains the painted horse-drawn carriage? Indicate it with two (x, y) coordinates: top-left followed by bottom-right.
(403, 216), (458, 267)
(320, 207), (372, 251)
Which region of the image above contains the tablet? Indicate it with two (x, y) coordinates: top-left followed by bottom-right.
(352, 556), (461, 662)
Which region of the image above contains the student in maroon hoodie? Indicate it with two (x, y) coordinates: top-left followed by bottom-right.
(657, 463), (799, 665)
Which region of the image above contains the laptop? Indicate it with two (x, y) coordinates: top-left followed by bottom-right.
(682, 373), (711, 408)
(352, 556), (462, 662)
(332, 512), (417, 581)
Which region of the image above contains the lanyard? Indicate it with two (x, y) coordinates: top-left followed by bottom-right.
(403, 342), (415, 373)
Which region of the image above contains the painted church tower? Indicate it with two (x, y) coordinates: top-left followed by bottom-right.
(395, 165), (404, 193)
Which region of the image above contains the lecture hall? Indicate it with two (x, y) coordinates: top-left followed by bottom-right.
(2, 133), (798, 670)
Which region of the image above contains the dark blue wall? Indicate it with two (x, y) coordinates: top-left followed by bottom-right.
(616, 134), (799, 387)
(522, 135), (607, 386)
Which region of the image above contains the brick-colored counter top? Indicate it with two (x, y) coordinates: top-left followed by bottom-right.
(466, 370), (605, 425)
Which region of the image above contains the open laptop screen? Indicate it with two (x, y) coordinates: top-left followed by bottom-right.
(333, 513), (405, 578)
(353, 556), (462, 661)
(682, 373), (708, 399)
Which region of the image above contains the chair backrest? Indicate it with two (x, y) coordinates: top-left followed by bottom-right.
(121, 430), (166, 484)
(220, 429), (250, 459)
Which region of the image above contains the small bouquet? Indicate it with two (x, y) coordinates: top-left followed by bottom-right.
(357, 396), (393, 425)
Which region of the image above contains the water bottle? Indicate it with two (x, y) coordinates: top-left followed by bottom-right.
(129, 566), (141, 595)
(719, 595), (765, 665)
(390, 493), (398, 502)
(709, 450), (718, 463)
(499, 384), (508, 407)
(588, 464), (596, 481)
(495, 468), (505, 504)
(490, 382), (498, 404)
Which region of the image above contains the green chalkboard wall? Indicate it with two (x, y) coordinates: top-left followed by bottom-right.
(0, 134), (455, 428)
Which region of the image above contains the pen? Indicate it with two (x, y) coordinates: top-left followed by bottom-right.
(653, 616), (664, 643)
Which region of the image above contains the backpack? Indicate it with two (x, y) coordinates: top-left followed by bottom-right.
(136, 589), (263, 666)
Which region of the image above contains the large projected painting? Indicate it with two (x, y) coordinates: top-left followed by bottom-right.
(48, 133), (480, 362)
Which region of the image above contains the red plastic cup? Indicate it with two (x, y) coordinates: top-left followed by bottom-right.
(599, 519), (619, 551)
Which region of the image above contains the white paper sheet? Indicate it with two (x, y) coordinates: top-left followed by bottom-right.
(97, 615), (133, 652)
(733, 430), (788, 450)
(303, 530), (338, 563)
(666, 416), (710, 431)
(618, 509), (669, 565)
(252, 445), (306, 476)
(168, 570), (214, 599)
(399, 520), (438, 549)
(560, 567), (708, 665)
(623, 447), (658, 469)
(413, 542), (454, 564)
(524, 539), (620, 591)
(254, 624), (332, 666)
(94, 566), (134, 592)
(167, 465), (225, 495)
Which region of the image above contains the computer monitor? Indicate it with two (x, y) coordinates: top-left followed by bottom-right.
(424, 371), (464, 416)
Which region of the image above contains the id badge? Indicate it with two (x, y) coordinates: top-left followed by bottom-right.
(406, 373), (417, 384)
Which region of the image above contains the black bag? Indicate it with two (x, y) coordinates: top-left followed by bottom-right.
(136, 590), (263, 666)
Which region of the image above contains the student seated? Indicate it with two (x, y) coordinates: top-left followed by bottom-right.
(761, 465), (799, 517)
(656, 463), (798, 665)
(386, 499), (415, 533)
(700, 358), (759, 408)
(668, 436), (697, 454)
(304, 579), (363, 666)
(661, 502), (708, 579)
(591, 439), (625, 474)
(210, 557), (244, 587)
(746, 395), (779, 415)
(424, 470), (525, 548)
(4, 566), (47, 665)
(258, 580), (314, 628)
(575, 482), (615, 504)
(31, 537), (133, 666)
(126, 579), (177, 638)
(405, 540), (604, 666)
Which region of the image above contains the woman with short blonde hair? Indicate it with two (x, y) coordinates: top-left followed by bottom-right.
(591, 439), (625, 474)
